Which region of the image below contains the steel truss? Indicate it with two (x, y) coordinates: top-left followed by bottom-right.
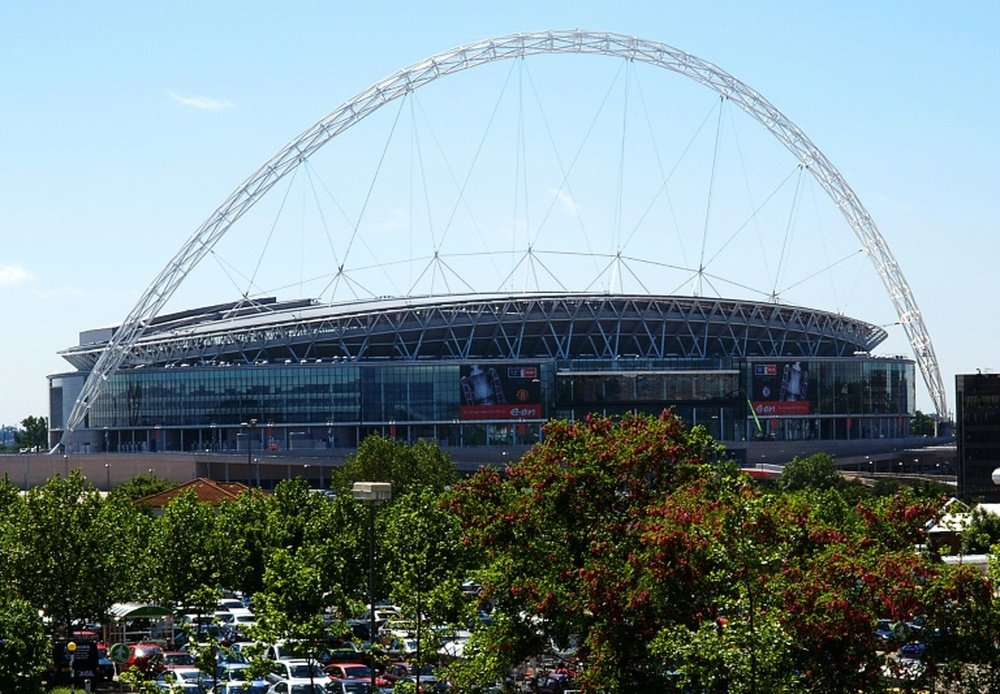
(60, 30), (946, 449)
(62, 294), (886, 369)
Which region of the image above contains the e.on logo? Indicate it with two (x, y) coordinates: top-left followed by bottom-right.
(509, 406), (539, 417)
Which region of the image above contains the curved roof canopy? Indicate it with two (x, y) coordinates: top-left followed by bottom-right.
(61, 293), (888, 370)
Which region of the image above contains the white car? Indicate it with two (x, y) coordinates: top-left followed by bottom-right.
(266, 659), (325, 684)
(265, 679), (328, 694)
(153, 667), (214, 692)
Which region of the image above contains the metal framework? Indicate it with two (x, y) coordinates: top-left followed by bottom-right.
(59, 30), (947, 449)
(61, 294), (886, 369)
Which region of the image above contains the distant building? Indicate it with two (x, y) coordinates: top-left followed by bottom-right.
(956, 373), (1000, 501)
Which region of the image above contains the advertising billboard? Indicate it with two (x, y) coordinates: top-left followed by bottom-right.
(459, 364), (542, 420)
(751, 361), (811, 415)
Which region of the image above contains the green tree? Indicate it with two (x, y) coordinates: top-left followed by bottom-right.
(961, 507), (1000, 554)
(383, 488), (473, 673)
(148, 490), (228, 612)
(109, 474), (175, 504)
(777, 453), (840, 492)
(0, 592), (48, 693)
(13, 472), (108, 635)
(333, 435), (457, 498)
(910, 410), (937, 436)
(15, 416), (48, 451)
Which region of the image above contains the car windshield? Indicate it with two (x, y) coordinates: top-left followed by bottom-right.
(224, 666), (248, 681)
(290, 686), (326, 694)
(343, 665), (371, 678)
(290, 664), (323, 678)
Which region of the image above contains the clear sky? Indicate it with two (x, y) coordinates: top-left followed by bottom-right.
(1, 1), (997, 426)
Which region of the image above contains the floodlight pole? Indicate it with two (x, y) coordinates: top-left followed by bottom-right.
(352, 481), (392, 693)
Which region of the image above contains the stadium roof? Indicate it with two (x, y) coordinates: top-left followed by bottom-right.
(60, 292), (888, 370)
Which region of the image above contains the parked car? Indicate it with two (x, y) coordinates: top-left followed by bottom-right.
(266, 659), (326, 684)
(325, 662), (372, 681)
(216, 662), (269, 694)
(163, 650), (197, 669)
(126, 643), (166, 676)
(153, 667), (214, 692)
(264, 679), (328, 694)
(328, 680), (371, 694)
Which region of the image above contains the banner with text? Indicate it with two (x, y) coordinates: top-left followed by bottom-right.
(459, 364), (542, 420)
(751, 361), (812, 415)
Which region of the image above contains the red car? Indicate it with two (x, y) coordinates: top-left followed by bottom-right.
(325, 661), (373, 681)
(126, 643), (165, 676)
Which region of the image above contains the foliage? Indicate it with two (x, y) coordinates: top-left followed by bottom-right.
(910, 410), (938, 437)
(777, 453), (840, 492)
(147, 489), (228, 611)
(448, 412), (985, 692)
(0, 592), (47, 693)
(16, 416), (48, 451)
(961, 506), (1000, 554)
(333, 434), (458, 498)
(108, 474), (175, 504)
(448, 412), (730, 690)
(383, 488), (474, 668)
(245, 479), (368, 682)
(12, 472), (110, 635)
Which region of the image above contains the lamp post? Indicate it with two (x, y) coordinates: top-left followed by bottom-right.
(241, 418), (258, 487)
(105, 463), (111, 492)
(352, 481), (392, 694)
(63, 454), (68, 477)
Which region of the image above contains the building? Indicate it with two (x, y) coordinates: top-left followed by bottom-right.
(956, 372), (1000, 501)
(48, 292), (916, 466)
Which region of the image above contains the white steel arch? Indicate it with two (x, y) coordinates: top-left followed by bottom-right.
(59, 30), (947, 449)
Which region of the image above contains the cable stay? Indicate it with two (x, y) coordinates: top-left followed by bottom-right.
(770, 164), (806, 302)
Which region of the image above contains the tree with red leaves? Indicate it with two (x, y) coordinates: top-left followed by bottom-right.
(447, 411), (995, 692)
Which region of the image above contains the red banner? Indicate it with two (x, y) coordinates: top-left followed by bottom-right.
(752, 400), (811, 416)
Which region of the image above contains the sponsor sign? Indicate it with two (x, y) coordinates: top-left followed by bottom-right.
(459, 364), (542, 420)
(751, 361), (811, 415)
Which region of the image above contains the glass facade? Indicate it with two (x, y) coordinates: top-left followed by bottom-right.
(956, 373), (1000, 501)
(56, 355), (914, 453)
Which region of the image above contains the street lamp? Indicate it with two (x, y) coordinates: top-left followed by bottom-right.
(105, 463), (111, 492)
(241, 418), (258, 487)
(352, 481), (392, 694)
(63, 454), (68, 477)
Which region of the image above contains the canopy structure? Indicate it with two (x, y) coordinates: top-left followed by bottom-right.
(108, 602), (172, 620)
(106, 602), (174, 647)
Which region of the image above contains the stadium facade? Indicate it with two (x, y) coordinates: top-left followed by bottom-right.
(48, 292), (915, 458)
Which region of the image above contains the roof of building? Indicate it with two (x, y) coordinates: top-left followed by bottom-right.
(60, 292), (891, 370)
(135, 477), (253, 508)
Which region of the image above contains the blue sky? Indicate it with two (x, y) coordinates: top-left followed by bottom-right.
(1, 1), (997, 426)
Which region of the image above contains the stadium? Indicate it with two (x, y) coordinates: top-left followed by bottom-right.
(48, 291), (915, 465)
(46, 32), (945, 471)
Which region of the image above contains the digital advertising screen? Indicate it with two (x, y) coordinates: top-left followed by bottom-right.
(459, 364), (542, 420)
(751, 361), (811, 416)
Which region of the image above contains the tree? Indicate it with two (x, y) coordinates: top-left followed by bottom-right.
(15, 416), (47, 451)
(13, 471), (109, 635)
(910, 410), (937, 437)
(448, 412), (730, 690)
(962, 507), (1000, 554)
(0, 592), (48, 694)
(777, 453), (840, 492)
(147, 490), (228, 612)
(383, 488), (473, 676)
(448, 412), (986, 692)
(109, 474), (175, 504)
(333, 435), (457, 498)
